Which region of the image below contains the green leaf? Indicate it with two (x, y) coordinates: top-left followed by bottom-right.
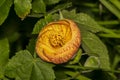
(2, 77), (9, 80)
(54, 10), (119, 38)
(49, 2), (72, 14)
(62, 10), (103, 33)
(31, 58), (55, 80)
(32, 14), (53, 34)
(44, 0), (60, 5)
(55, 70), (67, 80)
(5, 50), (55, 80)
(75, 13), (103, 33)
(0, 0), (6, 7)
(0, 36), (9, 79)
(32, 0), (46, 13)
(81, 29), (110, 69)
(0, 0), (13, 25)
(32, 19), (47, 34)
(14, 0), (32, 19)
(26, 39), (36, 55)
(69, 49), (82, 64)
(5, 50), (33, 79)
(62, 9), (79, 21)
(84, 56), (99, 68)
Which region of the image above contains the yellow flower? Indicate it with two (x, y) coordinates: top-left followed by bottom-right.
(36, 19), (81, 64)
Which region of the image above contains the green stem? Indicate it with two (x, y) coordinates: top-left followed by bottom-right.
(81, 3), (97, 7)
(97, 20), (120, 25)
(99, 33), (120, 38)
(33, 52), (37, 58)
(100, 0), (120, 19)
(69, 49), (82, 64)
(64, 65), (120, 73)
(71, 72), (81, 79)
(99, 27), (120, 38)
(27, 2), (72, 18)
(59, 10), (64, 20)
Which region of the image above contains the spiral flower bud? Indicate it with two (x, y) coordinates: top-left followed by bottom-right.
(36, 19), (81, 64)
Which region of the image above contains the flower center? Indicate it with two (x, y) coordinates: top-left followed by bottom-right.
(49, 33), (65, 48)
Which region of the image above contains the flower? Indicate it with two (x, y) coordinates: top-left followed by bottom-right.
(36, 19), (81, 64)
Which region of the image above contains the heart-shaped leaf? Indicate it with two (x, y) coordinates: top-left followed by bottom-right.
(5, 50), (55, 80)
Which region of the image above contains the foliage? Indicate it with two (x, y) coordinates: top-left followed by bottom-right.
(0, 0), (120, 80)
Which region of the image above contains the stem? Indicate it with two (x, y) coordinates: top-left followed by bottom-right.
(27, 2), (72, 18)
(69, 49), (82, 64)
(98, 33), (120, 38)
(71, 72), (80, 79)
(59, 10), (64, 20)
(64, 65), (120, 73)
(100, 0), (120, 19)
(33, 52), (37, 58)
(99, 27), (120, 38)
(97, 20), (120, 25)
(81, 3), (97, 7)
(27, 14), (43, 18)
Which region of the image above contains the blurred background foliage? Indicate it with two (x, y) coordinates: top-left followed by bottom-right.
(0, 0), (120, 80)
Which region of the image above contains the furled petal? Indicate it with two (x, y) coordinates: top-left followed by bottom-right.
(36, 19), (81, 64)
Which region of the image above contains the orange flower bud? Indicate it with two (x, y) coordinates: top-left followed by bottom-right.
(36, 19), (81, 64)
